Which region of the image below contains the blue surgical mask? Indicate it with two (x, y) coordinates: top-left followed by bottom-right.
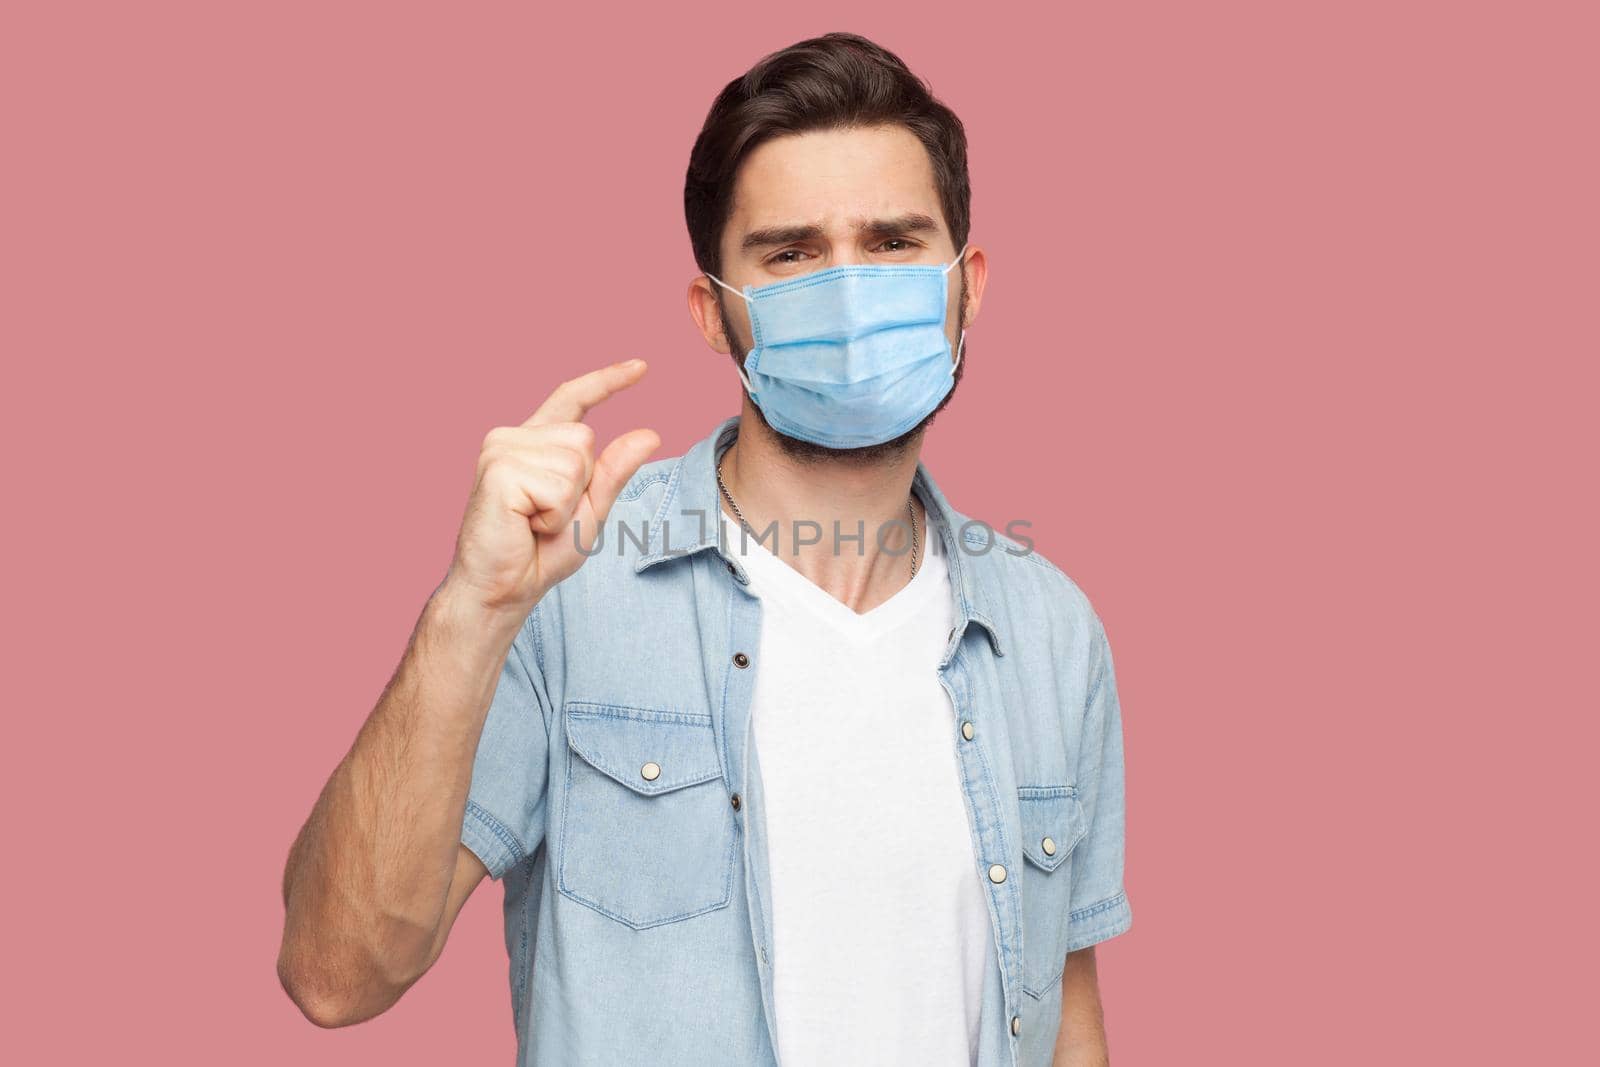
(706, 243), (968, 449)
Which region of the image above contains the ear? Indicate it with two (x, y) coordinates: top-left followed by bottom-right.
(687, 276), (736, 355)
(957, 246), (989, 330)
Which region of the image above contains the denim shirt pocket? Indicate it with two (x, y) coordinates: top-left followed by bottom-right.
(1017, 784), (1090, 998)
(557, 702), (738, 930)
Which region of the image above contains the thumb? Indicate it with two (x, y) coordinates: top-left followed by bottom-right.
(585, 428), (662, 526)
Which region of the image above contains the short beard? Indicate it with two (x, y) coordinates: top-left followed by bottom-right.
(717, 276), (969, 468)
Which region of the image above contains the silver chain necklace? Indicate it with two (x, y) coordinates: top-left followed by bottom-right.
(716, 456), (920, 579)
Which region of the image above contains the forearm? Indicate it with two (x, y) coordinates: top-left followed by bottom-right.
(1053, 947), (1110, 1066)
(278, 579), (524, 1023)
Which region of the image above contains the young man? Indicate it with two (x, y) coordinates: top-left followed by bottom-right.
(278, 32), (1131, 1067)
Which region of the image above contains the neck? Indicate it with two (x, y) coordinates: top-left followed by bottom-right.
(719, 409), (927, 613)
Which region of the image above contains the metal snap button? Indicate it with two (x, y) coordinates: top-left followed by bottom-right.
(732, 652), (750, 668)
(730, 792), (742, 811)
(1011, 1014), (1020, 1036)
(640, 761), (661, 781)
(961, 721), (974, 740)
(1042, 836), (1057, 856)
(988, 863), (1007, 884)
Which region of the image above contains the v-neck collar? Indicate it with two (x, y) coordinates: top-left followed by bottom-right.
(718, 510), (947, 639)
(635, 415), (1006, 663)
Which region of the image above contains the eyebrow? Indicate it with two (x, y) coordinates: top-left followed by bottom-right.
(740, 212), (942, 252)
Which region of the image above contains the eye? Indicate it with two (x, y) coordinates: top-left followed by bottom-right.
(877, 238), (920, 253)
(767, 248), (810, 266)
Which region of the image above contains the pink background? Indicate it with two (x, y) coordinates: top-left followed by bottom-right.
(4, 2), (1595, 1063)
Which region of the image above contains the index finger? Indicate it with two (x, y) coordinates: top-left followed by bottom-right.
(524, 359), (649, 427)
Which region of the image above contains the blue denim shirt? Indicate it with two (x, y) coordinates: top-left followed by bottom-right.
(461, 415), (1131, 1066)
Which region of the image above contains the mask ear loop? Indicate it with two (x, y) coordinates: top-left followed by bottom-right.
(944, 242), (969, 377)
(705, 271), (747, 300)
(941, 241), (970, 275)
(705, 272), (757, 394)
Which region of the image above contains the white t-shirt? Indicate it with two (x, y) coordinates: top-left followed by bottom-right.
(721, 511), (994, 1067)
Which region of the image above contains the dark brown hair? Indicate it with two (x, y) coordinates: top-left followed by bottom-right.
(684, 32), (970, 278)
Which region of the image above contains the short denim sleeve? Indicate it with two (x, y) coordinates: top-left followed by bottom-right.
(461, 606), (553, 880)
(1066, 616), (1133, 951)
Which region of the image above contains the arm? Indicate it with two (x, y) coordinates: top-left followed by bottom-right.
(276, 584), (518, 1027)
(1054, 946), (1109, 1066)
(276, 361), (659, 1027)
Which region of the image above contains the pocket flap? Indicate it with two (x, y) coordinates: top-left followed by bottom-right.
(565, 704), (722, 797)
(1018, 786), (1088, 872)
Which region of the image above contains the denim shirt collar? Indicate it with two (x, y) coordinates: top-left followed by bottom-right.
(634, 415), (1006, 660)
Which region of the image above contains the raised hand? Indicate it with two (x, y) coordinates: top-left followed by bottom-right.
(444, 359), (660, 618)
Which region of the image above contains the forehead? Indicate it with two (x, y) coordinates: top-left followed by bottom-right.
(726, 124), (944, 244)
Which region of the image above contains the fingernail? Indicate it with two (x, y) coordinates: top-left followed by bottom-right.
(624, 358), (646, 369)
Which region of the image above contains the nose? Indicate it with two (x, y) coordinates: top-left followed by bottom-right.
(826, 244), (867, 269)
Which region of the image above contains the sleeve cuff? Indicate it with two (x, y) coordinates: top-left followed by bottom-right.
(1064, 890), (1132, 952)
(462, 800), (526, 880)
